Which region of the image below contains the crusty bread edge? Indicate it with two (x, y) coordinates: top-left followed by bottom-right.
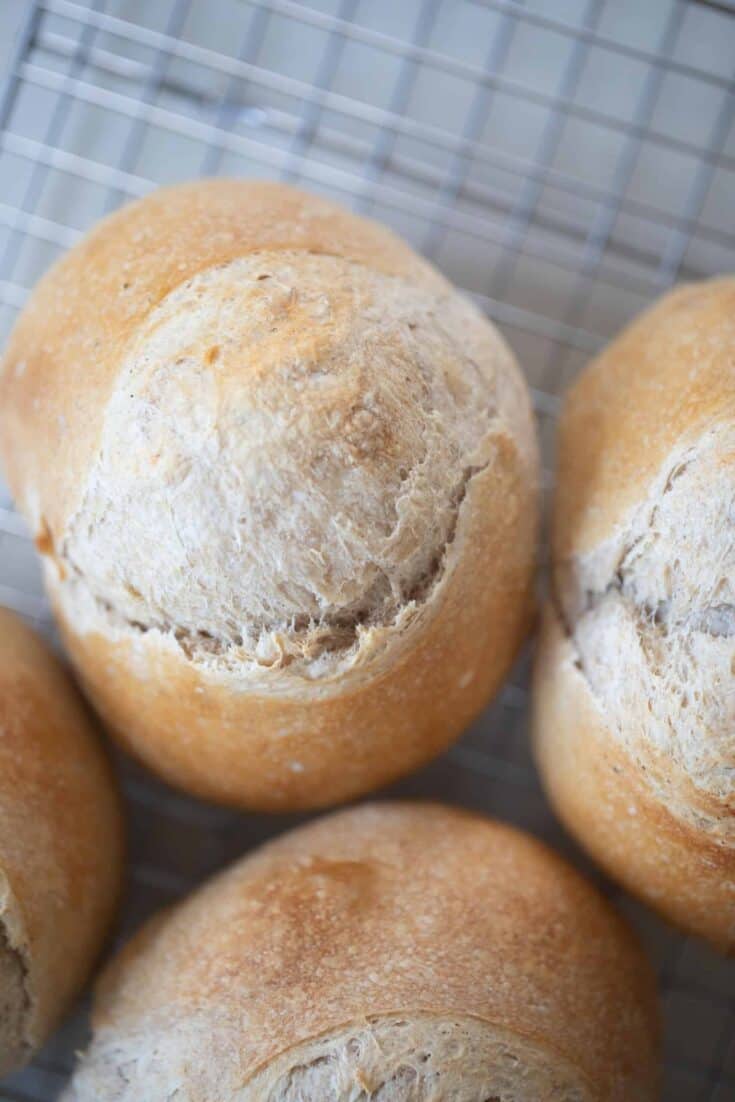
(241, 1012), (600, 1101)
(532, 601), (735, 951)
(0, 178), (539, 809)
(47, 426), (537, 809)
(553, 276), (735, 565)
(63, 803), (659, 1101)
(0, 609), (126, 1068)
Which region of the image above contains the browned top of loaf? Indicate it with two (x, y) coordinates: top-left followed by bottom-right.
(0, 179), (446, 541)
(91, 802), (657, 1097)
(554, 277), (735, 561)
(0, 608), (123, 1045)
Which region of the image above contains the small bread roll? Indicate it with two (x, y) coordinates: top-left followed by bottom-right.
(0, 608), (123, 1074)
(0, 180), (538, 811)
(63, 803), (658, 1101)
(534, 278), (735, 949)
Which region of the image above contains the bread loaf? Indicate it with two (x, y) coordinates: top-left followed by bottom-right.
(63, 803), (659, 1101)
(533, 278), (735, 948)
(0, 179), (539, 811)
(0, 608), (123, 1074)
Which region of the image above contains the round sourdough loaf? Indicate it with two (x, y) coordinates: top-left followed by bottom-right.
(534, 277), (735, 949)
(0, 179), (539, 810)
(0, 608), (123, 1074)
(62, 803), (659, 1101)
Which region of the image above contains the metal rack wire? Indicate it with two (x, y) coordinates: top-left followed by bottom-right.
(0, 1), (733, 1098)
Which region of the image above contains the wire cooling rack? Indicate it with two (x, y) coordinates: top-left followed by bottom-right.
(0, 1), (734, 1098)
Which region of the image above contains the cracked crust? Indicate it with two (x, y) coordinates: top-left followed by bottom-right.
(62, 804), (659, 1101)
(0, 180), (539, 810)
(54, 251), (514, 677)
(533, 605), (735, 949)
(244, 1017), (593, 1101)
(535, 278), (735, 948)
(55, 457), (489, 675)
(0, 609), (124, 1073)
(556, 427), (735, 833)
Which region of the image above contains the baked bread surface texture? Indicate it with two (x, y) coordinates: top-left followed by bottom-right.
(0, 608), (124, 1074)
(534, 278), (735, 948)
(62, 803), (659, 1101)
(0, 179), (539, 810)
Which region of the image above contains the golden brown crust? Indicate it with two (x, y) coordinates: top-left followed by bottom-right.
(65, 803), (659, 1101)
(540, 278), (735, 948)
(0, 179), (445, 543)
(0, 609), (124, 1071)
(554, 276), (735, 563)
(0, 179), (539, 810)
(533, 602), (735, 951)
(51, 429), (535, 810)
